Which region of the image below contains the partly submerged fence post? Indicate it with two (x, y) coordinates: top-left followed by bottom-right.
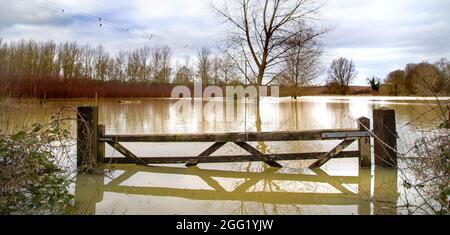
(358, 168), (372, 215)
(77, 106), (99, 170)
(98, 124), (105, 164)
(358, 117), (371, 168)
(373, 108), (398, 168)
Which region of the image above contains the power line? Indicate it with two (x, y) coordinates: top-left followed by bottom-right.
(20, 0), (155, 41)
(40, 0), (143, 31)
(40, 0), (148, 35)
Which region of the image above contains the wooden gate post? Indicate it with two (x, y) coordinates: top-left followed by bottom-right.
(373, 167), (398, 215)
(77, 106), (99, 170)
(98, 124), (105, 164)
(373, 108), (397, 168)
(358, 117), (371, 168)
(358, 168), (372, 215)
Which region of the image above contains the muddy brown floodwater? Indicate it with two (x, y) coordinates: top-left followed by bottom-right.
(1, 96), (446, 214)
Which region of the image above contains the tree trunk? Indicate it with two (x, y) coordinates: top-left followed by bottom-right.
(256, 69), (265, 105)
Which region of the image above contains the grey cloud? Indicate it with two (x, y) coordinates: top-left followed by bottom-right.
(0, 0), (448, 85)
(320, 0), (450, 84)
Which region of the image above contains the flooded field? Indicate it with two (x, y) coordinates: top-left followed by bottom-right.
(0, 96), (446, 215)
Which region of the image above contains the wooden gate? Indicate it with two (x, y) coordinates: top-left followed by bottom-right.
(76, 106), (397, 169)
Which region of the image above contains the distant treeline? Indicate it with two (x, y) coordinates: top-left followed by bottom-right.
(379, 59), (450, 96)
(1, 39), (448, 98)
(0, 39), (242, 84)
(321, 57), (450, 96)
(0, 39), (245, 98)
(0, 38), (327, 98)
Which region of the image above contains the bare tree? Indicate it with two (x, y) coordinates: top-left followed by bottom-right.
(154, 46), (172, 84)
(94, 45), (110, 81)
(434, 58), (450, 79)
(127, 46), (152, 82)
(107, 51), (126, 81)
(36, 41), (57, 78)
(326, 57), (356, 94)
(126, 50), (139, 82)
(58, 42), (81, 80)
(211, 0), (326, 100)
(0, 39), (7, 77)
(434, 58), (450, 95)
(197, 47), (212, 86)
(80, 45), (96, 79)
(381, 70), (407, 96)
(220, 54), (240, 85)
(175, 56), (194, 85)
(211, 56), (223, 85)
(281, 24), (322, 98)
(405, 62), (442, 96)
(0, 39), (7, 95)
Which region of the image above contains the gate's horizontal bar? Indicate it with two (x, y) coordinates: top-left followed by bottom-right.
(322, 131), (370, 139)
(99, 129), (366, 142)
(102, 186), (363, 205)
(104, 151), (359, 164)
(107, 164), (361, 184)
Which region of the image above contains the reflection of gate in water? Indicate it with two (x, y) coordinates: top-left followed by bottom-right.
(74, 165), (399, 215)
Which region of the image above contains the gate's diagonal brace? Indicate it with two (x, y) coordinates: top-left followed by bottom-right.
(309, 139), (356, 168)
(106, 170), (138, 187)
(309, 168), (353, 194)
(186, 142), (227, 167)
(186, 166), (227, 192)
(107, 141), (147, 165)
(233, 167), (279, 193)
(234, 142), (283, 168)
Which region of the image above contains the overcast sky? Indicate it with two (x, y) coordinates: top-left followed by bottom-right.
(0, 0), (449, 85)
